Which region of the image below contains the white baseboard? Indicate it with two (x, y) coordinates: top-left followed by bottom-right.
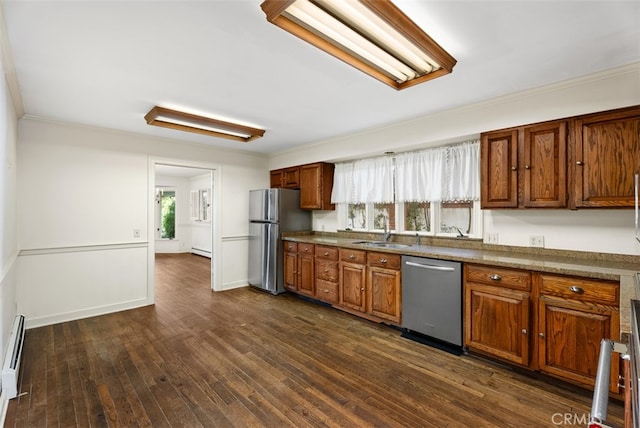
(219, 281), (248, 292)
(24, 298), (153, 329)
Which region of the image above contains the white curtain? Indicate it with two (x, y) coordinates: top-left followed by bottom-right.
(395, 147), (446, 202)
(331, 156), (394, 203)
(444, 141), (480, 201)
(331, 139), (479, 204)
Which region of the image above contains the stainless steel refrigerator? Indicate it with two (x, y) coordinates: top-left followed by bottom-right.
(248, 189), (311, 294)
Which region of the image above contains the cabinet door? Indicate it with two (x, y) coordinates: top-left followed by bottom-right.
(368, 267), (401, 324)
(464, 283), (530, 366)
(300, 163), (335, 210)
(573, 106), (640, 208)
(481, 130), (519, 208)
(523, 121), (567, 207)
(538, 295), (619, 392)
(297, 253), (315, 297)
(270, 169), (283, 188)
(339, 262), (366, 312)
(284, 251), (298, 292)
(282, 167), (300, 189)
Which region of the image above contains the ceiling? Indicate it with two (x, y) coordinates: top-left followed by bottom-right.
(3, 0), (639, 155)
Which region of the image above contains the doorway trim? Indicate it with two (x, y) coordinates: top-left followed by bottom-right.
(148, 157), (222, 300)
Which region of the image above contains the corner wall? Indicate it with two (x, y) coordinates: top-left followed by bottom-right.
(17, 118), (268, 328)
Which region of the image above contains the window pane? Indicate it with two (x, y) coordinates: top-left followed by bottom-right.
(440, 201), (472, 234)
(373, 203), (395, 230)
(404, 202), (431, 232)
(161, 191), (176, 239)
(347, 203), (366, 230)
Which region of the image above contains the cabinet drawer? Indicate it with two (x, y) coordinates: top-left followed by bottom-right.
(315, 245), (338, 260)
(367, 252), (401, 270)
(284, 242), (297, 253)
(465, 264), (531, 291)
(340, 248), (366, 264)
(315, 279), (339, 304)
(539, 274), (619, 306)
(298, 243), (314, 255)
(316, 260), (338, 282)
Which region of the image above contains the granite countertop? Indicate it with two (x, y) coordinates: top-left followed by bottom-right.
(282, 232), (640, 336)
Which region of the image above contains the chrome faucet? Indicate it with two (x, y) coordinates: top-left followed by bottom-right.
(454, 227), (466, 238)
(384, 221), (391, 241)
(415, 233), (420, 246)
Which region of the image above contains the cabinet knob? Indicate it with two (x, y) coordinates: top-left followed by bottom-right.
(489, 274), (502, 281)
(324, 289), (329, 293)
(304, 248), (309, 252)
(361, 288), (365, 291)
(349, 254), (355, 259)
(524, 165), (530, 170)
(569, 286), (584, 294)
(576, 161), (584, 166)
(539, 333), (545, 338)
(511, 166), (517, 171)
(522, 329), (527, 335)
(324, 252), (329, 256)
(380, 258), (387, 263)
(324, 268), (329, 272)
(288, 245), (293, 250)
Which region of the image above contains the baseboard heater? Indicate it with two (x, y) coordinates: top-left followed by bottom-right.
(191, 247), (211, 258)
(2, 314), (25, 399)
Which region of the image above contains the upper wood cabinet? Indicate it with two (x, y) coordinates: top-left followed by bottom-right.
(572, 106), (640, 208)
(481, 130), (519, 208)
(270, 162), (335, 210)
(481, 121), (567, 209)
(481, 105), (640, 210)
(299, 162), (335, 210)
(270, 166), (300, 189)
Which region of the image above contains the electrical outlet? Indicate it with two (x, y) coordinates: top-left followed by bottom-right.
(133, 229), (141, 238)
(486, 233), (499, 244)
(529, 235), (544, 248)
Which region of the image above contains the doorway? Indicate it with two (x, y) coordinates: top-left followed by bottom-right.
(149, 160), (220, 295)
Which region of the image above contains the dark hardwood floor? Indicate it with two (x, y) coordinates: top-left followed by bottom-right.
(5, 253), (624, 427)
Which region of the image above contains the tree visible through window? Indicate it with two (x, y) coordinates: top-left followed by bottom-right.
(158, 189), (176, 239)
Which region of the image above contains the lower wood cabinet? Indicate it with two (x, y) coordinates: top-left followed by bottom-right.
(283, 242), (314, 296)
(367, 252), (401, 324)
(314, 245), (339, 304)
(339, 248), (367, 312)
(464, 264), (621, 393)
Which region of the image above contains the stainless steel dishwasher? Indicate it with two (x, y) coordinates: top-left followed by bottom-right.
(401, 255), (463, 352)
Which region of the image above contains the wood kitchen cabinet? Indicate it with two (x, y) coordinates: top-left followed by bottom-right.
(464, 264), (532, 366)
(299, 162), (335, 210)
(314, 245), (339, 304)
(367, 252), (401, 324)
(339, 248), (367, 312)
(270, 166), (300, 189)
(481, 120), (567, 209)
(283, 242), (314, 296)
(538, 274), (620, 393)
(572, 105), (640, 208)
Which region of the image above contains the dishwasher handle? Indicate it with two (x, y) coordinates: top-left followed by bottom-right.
(404, 261), (456, 272)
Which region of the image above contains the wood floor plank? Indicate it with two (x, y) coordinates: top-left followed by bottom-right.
(4, 253), (626, 427)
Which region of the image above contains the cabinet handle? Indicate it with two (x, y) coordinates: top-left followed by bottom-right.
(360, 288), (365, 291)
(490, 274), (502, 281)
(324, 252), (329, 256)
(304, 248), (309, 252)
(324, 268), (329, 272)
(539, 333), (545, 338)
(569, 286), (584, 294)
(524, 165), (530, 169)
(511, 166), (517, 171)
(349, 254), (355, 259)
(522, 329), (527, 335)
(324, 289), (329, 293)
(576, 161), (584, 166)
(380, 258), (387, 263)
(288, 245), (293, 250)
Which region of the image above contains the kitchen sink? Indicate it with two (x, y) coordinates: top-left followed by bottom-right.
(351, 240), (413, 249)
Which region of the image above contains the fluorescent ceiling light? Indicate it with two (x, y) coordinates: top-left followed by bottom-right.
(144, 106), (265, 142)
(260, 0), (456, 90)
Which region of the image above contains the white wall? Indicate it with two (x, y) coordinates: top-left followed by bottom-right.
(270, 63), (640, 256)
(0, 43), (18, 390)
(17, 118), (268, 327)
(189, 172), (212, 256)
